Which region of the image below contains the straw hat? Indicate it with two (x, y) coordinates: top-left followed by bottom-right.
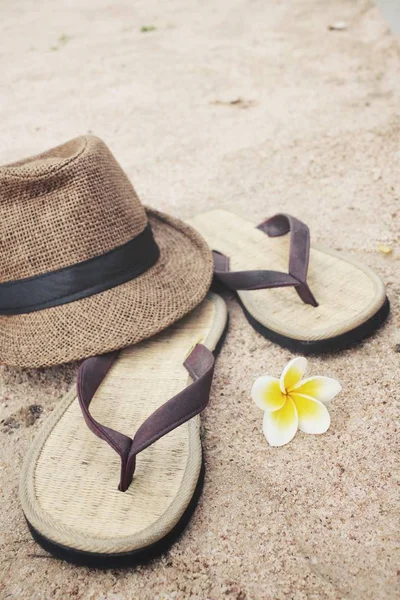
(0, 135), (213, 367)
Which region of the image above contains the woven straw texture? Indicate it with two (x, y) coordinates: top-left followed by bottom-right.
(0, 136), (213, 367)
(20, 294), (227, 555)
(188, 210), (387, 341)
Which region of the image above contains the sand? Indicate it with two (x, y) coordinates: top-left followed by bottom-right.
(0, 0), (399, 598)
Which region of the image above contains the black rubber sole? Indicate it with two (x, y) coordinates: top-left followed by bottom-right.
(25, 313), (229, 569)
(239, 295), (390, 354)
(27, 460), (205, 569)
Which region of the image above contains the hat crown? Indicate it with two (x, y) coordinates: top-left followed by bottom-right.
(0, 136), (147, 283)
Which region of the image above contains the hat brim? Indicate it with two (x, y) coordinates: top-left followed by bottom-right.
(0, 209), (213, 367)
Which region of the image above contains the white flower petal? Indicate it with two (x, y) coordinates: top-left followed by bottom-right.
(289, 376), (341, 402)
(290, 393), (331, 434)
(280, 357), (307, 393)
(251, 376), (286, 412)
(262, 397), (298, 447)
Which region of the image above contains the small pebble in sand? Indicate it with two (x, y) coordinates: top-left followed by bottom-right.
(1, 404), (43, 433)
(372, 167), (382, 182)
(394, 330), (400, 353)
(377, 244), (393, 255)
(328, 21), (348, 31)
(212, 98), (255, 109)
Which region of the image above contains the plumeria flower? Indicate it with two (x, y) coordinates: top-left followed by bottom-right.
(251, 357), (341, 447)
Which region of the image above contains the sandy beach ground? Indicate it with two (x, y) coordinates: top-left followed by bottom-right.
(0, 0), (399, 598)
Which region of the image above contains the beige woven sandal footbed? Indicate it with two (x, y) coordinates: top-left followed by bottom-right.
(20, 293), (227, 568)
(188, 210), (389, 353)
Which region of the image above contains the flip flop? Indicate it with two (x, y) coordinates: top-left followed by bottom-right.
(20, 293), (227, 568)
(188, 210), (389, 353)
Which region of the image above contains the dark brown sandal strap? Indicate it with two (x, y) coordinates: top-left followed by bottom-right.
(77, 344), (215, 492)
(212, 213), (318, 307)
(213, 251), (299, 290)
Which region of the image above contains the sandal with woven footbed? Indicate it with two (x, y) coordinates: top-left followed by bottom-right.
(188, 210), (389, 353)
(20, 293), (227, 568)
